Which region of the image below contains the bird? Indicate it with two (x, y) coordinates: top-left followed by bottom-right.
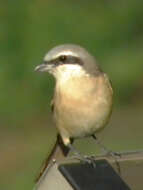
(35, 44), (113, 181)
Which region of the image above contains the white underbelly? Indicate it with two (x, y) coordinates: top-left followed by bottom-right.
(54, 73), (113, 139)
(54, 97), (112, 138)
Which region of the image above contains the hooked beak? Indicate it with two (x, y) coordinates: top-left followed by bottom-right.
(34, 63), (54, 72)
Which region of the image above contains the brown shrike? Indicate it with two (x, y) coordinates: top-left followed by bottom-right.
(35, 44), (113, 181)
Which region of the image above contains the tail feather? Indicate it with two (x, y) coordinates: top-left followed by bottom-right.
(35, 134), (71, 182)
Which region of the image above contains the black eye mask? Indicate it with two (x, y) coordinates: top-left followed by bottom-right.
(44, 55), (84, 67)
(59, 55), (83, 65)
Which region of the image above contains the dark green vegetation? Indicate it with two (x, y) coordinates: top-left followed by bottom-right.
(0, 0), (143, 189)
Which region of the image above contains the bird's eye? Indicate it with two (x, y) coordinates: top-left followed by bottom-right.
(59, 55), (66, 62)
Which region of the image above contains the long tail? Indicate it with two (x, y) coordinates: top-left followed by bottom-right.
(35, 134), (71, 182)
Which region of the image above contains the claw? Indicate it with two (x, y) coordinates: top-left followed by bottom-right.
(81, 155), (96, 168)
(105, 150), (121, 158)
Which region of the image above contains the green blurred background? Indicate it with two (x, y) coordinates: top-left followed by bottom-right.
(1, 0), (143, 189)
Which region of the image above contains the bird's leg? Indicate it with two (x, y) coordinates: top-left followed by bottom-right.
(92, 134), (121, 173)
(67, 143), (96, 168)
(92, 134), (120, 157)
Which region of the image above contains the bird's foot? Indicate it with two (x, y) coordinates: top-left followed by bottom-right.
(67, 143), (96, 167)
(103, 150), (121, 174)
(71, 152), (96, 167)
(75, 155), (96, 168)
(103, 150), (121, 158)
(85, 156), (96, 168)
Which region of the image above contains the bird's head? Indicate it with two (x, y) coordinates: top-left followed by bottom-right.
(35, 44), (102, 80)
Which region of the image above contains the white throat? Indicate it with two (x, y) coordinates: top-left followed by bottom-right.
(53, 64), (88, 84)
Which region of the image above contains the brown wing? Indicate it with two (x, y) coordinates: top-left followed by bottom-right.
(50, 99), (54, 113)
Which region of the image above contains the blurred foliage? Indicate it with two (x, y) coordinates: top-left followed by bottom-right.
(0, 0), (143, 189)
